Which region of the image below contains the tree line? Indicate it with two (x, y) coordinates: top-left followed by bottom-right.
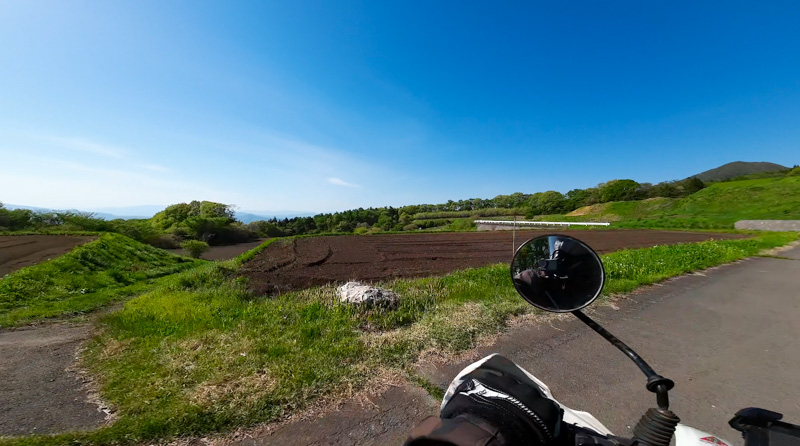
(524, 177), (706, 217)
(0, 177), (709, 245)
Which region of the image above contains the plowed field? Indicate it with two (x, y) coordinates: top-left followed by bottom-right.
(239, 230), (745, 296)
(0, 235), (97, 277)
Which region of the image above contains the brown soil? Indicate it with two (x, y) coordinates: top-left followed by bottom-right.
(0, 235), (97, 277)
(239, 230), (745, 296)
(166, 239), (268, 261)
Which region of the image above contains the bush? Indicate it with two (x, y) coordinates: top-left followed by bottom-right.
(450, 218), (476, 231)
(247, 220), (286, 237)
(181, 240), (210, 259)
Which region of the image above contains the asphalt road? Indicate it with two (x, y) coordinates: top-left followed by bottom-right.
(420, 245), (800, 445)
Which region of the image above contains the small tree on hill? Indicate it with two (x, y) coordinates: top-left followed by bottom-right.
(181, 240), (210, 259)
(679, 177), (706, 195)
(599, 179), (641, 202)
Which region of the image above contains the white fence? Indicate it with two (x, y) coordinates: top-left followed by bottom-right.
(475, 219), (610, 230)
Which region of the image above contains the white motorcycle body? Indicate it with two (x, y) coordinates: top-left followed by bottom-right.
(444, 354), (733, 446)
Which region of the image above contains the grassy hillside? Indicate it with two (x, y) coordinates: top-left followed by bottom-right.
(0, 233), (204, 327)
(565, 176), (800, 229)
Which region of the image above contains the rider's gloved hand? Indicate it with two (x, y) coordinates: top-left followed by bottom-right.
(405, 355), (563, 446)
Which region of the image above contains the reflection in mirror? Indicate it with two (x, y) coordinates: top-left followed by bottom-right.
(510, 235), (605, 313)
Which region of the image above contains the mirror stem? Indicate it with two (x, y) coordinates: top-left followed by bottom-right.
(572, 310), (674, 408)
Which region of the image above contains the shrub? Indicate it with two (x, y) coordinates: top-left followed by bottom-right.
(247, 220), (286, 237)
(450, 218), (476, 231)
(181, 240), (210, 259)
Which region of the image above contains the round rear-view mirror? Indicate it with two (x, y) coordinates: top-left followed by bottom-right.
(510, 235), (605, 313)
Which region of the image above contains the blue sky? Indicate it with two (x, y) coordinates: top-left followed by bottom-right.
(1, 1), (798, 213)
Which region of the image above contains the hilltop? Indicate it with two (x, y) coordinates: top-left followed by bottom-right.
(690, 161), (789, 182)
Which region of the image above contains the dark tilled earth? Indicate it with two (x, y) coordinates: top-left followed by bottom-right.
(239, 230), (745, 296)
(0, 235), (97, 277)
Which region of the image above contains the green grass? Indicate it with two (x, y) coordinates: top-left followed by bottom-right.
(5, 231), (795, 446)
(0, 233), (204, 327)
(560, 176), (800, 229)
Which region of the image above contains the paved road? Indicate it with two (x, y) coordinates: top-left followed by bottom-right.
(420, 246), (800, 445)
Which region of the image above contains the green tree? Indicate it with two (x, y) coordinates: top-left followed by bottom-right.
(247, 220), (285, 237)
(598, 179), (641, 202)
(649, 182), (680, 198)
(678, 177), (706, 195)
(526, 191), (567, 217)
(564, 189), (590, 212)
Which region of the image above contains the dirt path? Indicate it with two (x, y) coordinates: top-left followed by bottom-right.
(0, 235), (97, 277)
(0, 323), (106, 436)
(239, 230), (744, 295)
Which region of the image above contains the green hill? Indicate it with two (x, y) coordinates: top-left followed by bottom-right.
(0, 233), (203, 326)
(566, 176), (800, 229)
(691, 161), (788, 182)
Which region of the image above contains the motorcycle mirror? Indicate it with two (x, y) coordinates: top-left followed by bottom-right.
(510, 235), (605, 313)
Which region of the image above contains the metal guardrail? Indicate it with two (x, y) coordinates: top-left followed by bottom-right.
(474, 220), (610, 227)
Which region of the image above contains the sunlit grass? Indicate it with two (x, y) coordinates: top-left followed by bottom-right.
(0, 233), (203, 327)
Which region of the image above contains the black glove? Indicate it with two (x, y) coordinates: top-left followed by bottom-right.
(440, 355), (563, 445)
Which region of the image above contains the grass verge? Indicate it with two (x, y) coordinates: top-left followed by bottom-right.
(0, 233), (204, 327)
(3, 231), (796, 445)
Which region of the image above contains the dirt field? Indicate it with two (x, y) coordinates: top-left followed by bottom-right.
(239, 230), (745, 296)
(166, 239), (268, 260)
(0, 235), (97, 277)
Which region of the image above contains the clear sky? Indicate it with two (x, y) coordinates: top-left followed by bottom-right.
(1, 1), (798, 213)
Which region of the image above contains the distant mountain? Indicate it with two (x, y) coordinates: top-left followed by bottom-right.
(3, 203), (316, 222)
(235, 211), (316, 223)
(3, 204), (153, 220)
(89, 205), (164, 218)
(690, 161), (789, 182)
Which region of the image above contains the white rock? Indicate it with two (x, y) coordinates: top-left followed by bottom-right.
(339, 281), (398, 305)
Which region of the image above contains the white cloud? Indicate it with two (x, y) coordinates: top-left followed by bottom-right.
(327, 177), (360, 188)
